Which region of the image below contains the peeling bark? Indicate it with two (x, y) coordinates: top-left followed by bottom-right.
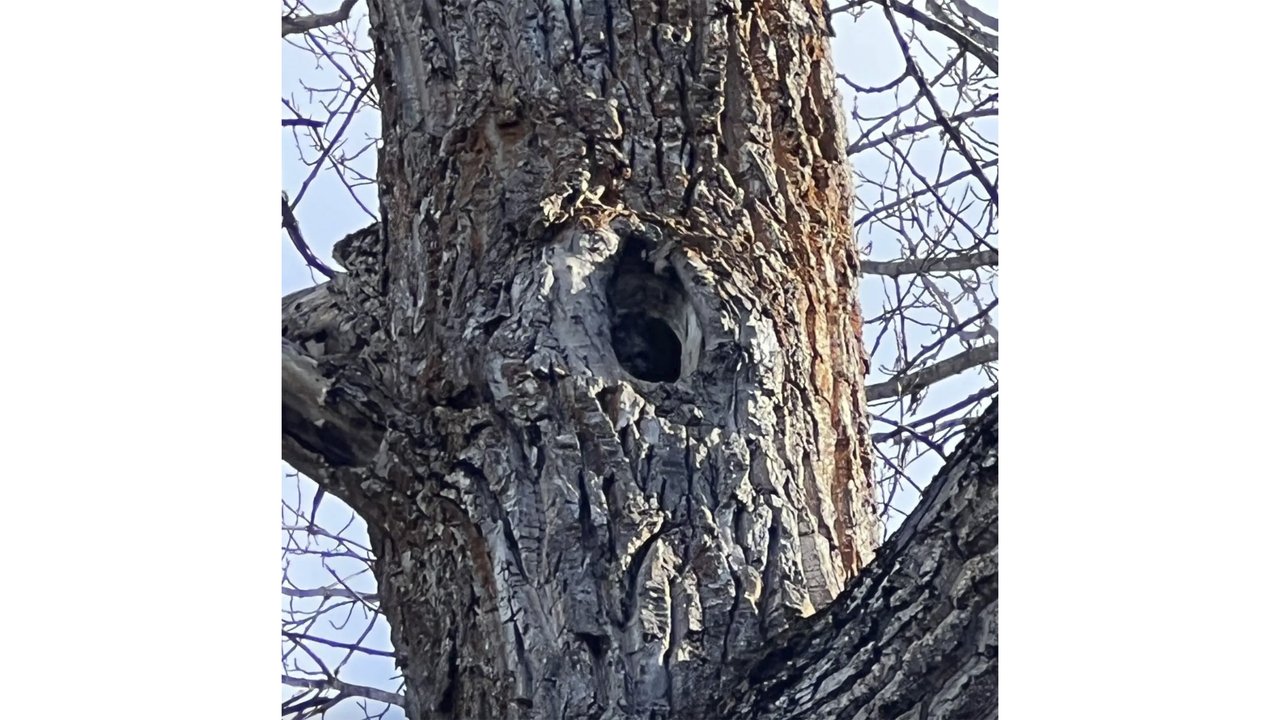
(281, 1), (995, 718)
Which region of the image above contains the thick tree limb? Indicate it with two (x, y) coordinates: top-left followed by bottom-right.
(866, 342), (998, 402)
(714, 400), (997, 719)
(282, 282), (388, 485)
(860, 250), (997, 277)
(282, 0), (360, 38)
(282, 337), (386, 473)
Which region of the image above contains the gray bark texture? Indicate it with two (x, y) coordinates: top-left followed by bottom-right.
(715, 401), (997, 720)
(281, 1), (997, 718)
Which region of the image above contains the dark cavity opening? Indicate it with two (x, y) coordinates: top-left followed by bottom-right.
(612, 314), (682, 382)
(608, 238), (702, 383)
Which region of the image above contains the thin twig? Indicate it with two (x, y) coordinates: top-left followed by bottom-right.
(847, 101), (996, 155)
(289, 80), (374, 212)
(854, 159), (996, 227)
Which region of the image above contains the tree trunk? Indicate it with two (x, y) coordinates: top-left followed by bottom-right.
(282, 1), (992, 719)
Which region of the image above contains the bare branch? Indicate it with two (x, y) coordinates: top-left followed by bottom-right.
(281, 197), (337, 279)
(867, 342), (998, 401)
(883, 6), (999, 207)
(858, 0), (999, 73)
(846, 102), (996, 155)
(284, 630), (397, 658)
(281, 522), (373, 553)
(281, 691), (339, 718)
(872, 384), (997, 443)
(282, 674), (406, 708)
(854, 159), (997, 227)
(947, 0), (998, 32)
(861, 250), (997, 277)
(282, 586), (380, 602)
(288, 80), (374, 212)
(282, 0), (360, 38)
(283, 118), (325, 129)
(927, 0), (999, 49)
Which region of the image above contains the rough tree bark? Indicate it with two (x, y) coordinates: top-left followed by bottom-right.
(281, 1), (996, 718)
(714, 401), (996, 720)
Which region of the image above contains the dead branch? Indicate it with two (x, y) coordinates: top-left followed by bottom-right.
(282, 0), (360, 37)
(282, 586), (380, 602)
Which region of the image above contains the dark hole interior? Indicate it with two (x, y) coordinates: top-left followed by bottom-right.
(612, 314), (682, 383)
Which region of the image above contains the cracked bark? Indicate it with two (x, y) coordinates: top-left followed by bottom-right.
(282, 1), (995, 718)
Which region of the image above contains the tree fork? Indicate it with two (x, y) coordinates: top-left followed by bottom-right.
(716, 400), (997, 720)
